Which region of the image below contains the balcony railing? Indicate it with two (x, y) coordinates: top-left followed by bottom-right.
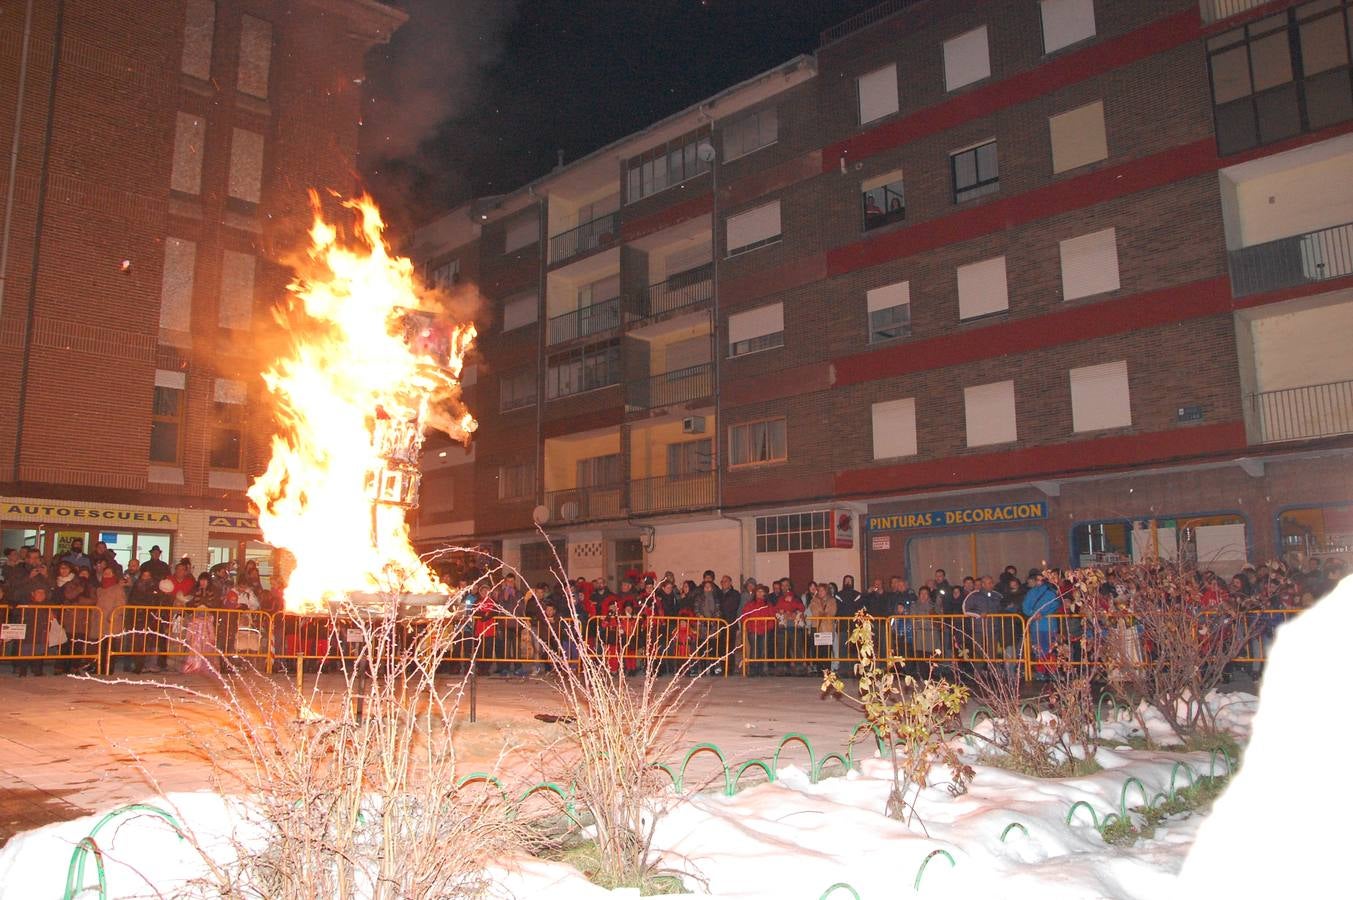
(1247, 379), (1353, 443)
(548, 212), (619, 265)
(1229, 221), (1353, 298)
(547, 296), (621, 345)
(821, 0), (918, 45)
(1199, 0), (1266, 24)
(626, 363), (712, 410)
(544, 484), (623, 523)
(640, 263), (713, 320)
(629, 471), (715, 515)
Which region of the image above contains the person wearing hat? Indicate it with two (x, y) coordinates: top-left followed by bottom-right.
(1022, 568), (1061, 672)
(141, 545), (171, 584)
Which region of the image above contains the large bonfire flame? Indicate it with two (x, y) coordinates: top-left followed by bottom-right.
(248, 193), (476, 613)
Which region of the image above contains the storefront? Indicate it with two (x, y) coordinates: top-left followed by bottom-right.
(206, 511), (277, 588)
(0, 497), (179, 566)
(1069, 512), (1250, 575)
(1276, 502), (1353, 569)
(865, 500), (1050, 585)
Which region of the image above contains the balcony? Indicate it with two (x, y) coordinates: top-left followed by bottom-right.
(1199, 0), (1266, 24)
(543, 484), (623, 523)
(1247, 379), (1353, 443)
(547, 297), (622, 345)
(629, 471), (715, 514)
(636, 263), (713, 322)
(549, 212), (619, 266)
(1229, 222), (1353, 298)
(626, 364), (713, 410)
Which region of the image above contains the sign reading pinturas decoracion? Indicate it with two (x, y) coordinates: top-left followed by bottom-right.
(1, 498), (177, 527)
(867, 501), (1048, 532)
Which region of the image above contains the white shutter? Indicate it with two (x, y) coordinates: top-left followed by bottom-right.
(219, 251), (256, 329)
(237, 15), (272, 99)
(857, 64), (899, 124)
(214, 378), (246, 404)
(1060, 227), (1120, 300)
(1040, 0), (1096, 54)
(227, 128), (265, 202)
(155, 369), (186, 389)
(964, 380), (1017, 447)
(1070, 360), (1131, 432)
(170, 113), (205, 194)
(502, 293), (538, 331)
(505, 214), (540, 252)
(943, 26), (991, 92)
(159, 238), (196, 332)
(1049, 101), (1107, 173)
(866, 281), (909, 313)
(871, 397), (917, 460)
(727, 303), (783, 345)
(726, 201), (781, 254)
(665, 239), (712, 274)
(181, 0), (215, 80)
(663, 335), (710, 371)
(956, 256), (1009, 319)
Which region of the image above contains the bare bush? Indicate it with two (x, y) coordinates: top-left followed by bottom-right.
(967, 660), (1099, 777)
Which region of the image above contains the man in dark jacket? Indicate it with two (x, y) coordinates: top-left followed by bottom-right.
(863, 578), (886, 618)
(932, 569), (956, 615)
(836, 575), (864, 618)
(140, 545), (171, 584)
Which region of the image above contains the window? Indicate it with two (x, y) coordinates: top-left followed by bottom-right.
(219, 250), (255, 329)
(149, 371), (185, 464)
(723, 106), (778, 160)
(499, 368), (536, 411)
(871, 397), (917, 459)
(866, 281), (911, 342)
(729, 418), (787, 467)
(625, 126), (711, 203)
(427, 258), (459, 289)
(546, 343), (621, 399)
(1059, 228), (1120, 300)
(957, 256), (1009, 319)
(726, 200), (782, 255)
(227, 128), (264, 203)
(756, 511), (830, 553)
(943, 26), (991, 92)
(1049, 100), (1108, 173)
(577, 454), (622, 488)
(181, 0), (215, 80)
(951, 140), (999, 202)
(964, 380), (1017, 447)
(857, 64), (899, 124)
(1040, 0), (1096, 54)
(170, 112), (205, 195)
(862, 170), (905, 231)
(668, 439), (713, 478)
(420, 472), (454, 514)
(728, 302), (784, 356)
(498, 462), (534, 501)
(237, 15), (272, 99)
(1070, 361), (1132, 432)
(159, 237), (196, 333)
(502, 292), (537, 331)
(211, 379), (246, 470)
(504, 213), (540, 253)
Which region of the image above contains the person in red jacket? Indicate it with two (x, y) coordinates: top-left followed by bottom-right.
(773, 588), (807, 674)
(740, 586), (777, 676)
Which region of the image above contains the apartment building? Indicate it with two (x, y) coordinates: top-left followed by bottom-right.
(415, 0), (1353, 590)
(0, 0), (404, 575)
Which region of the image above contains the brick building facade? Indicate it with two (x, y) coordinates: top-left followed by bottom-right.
(0, 0), (404, 573)
(428, 0), (1353, 590)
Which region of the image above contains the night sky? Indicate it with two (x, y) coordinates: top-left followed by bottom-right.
(360, 0), (876, 229)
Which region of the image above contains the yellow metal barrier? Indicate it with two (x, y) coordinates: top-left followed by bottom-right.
(105, 605), (275, 675)
(739, 616), (865, 676)
(583, 615), (729, 673)
(883, 613), (1029, 675)
(1, 604), (103, 674)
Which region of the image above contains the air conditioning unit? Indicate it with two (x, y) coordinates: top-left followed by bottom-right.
(681, 415), (706, 434)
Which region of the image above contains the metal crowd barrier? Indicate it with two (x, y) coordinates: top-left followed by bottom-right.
(104, 605), (274, 674)
(584, 615), (730, 674)
(1, 604), (103, 673)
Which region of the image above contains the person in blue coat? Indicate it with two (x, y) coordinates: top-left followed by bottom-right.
(1021, 569), (1061, 662)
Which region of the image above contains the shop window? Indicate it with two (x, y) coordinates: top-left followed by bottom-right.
(943, 26), (991, 92)
(729, 418), (787, 467)
(612, 538), (645, 588)
(96, 531), (135, 566)
(951, 140), (999, 202)
(957, 256), (1009, 319)
(134, 533), (173, 565)
(1073, 521), (1132, 566)
(1, 527), (43, 554)
(211, 379), (245, 470)
(862, 170), (905, 231)
(1280, 504), (1353, 558)
(756, 510), (831, 553)
(1040, 0), (1096, 54)
(521, 538), (566, 586)
(1049, 100), (1108, 174)
(150, 371), (186, 464)
(209, 538), (238, 569)
(728, 302), (784, 357)
(857, 63), (899, 125)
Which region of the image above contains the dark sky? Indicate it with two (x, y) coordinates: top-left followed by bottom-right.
(359, 0), (875, 229)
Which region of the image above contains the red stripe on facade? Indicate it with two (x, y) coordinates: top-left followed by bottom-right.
(821, 8), (1202, 171)
(834, 421), (1249, 497)
(619, 194), (713, 244)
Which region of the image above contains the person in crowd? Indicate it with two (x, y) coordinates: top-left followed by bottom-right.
(863, 578), (887, 617)
(181, 573), (217, 674)
(16, 585), (53, 677)
(718, 574), (741, 622)
(239, 559), (265, 595)
(836, 575), (864, 618)
(911, 584), (939, 664)
(773, 583), (806, 673)
(654, 577), (680, 617)
(740, 586), (776, 676)
(89, 541), (122, 579)
(932, 569), (955, 615)
(807, 582), (837, 674)
(696, 574), (721, 621)
(1022, 569), (1061, 676)
(140, 545), (171, 584)
(60, 538), (91, 572)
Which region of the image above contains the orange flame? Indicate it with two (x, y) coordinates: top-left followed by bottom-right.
(248, 194), (476, 612)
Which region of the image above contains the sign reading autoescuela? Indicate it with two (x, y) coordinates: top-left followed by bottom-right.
(2, 498), (178, 527)
(867, 501), (1048, 532)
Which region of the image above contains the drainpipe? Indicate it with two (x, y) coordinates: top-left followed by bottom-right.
(0, 0), (37, 317)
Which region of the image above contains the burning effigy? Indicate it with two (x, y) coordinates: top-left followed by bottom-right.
(247, 193), (476, 613)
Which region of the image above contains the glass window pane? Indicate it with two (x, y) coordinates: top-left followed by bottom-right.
(1304, 68), (1353, 129)
(954, 151), (977, 189)
(1255, 82), (1302, 143)
(134, 533), (173, 565)
(211, 429), (242, 469)
(976, 142), (998, 180)
(1250, 31), (1294, 91)
(152, 386), (181, 417)
(150, 422), (180, 463)
(1301, 13), (1349, 75)
(1211, 45), (1254, 103)
(1215, 99), (1259, 154)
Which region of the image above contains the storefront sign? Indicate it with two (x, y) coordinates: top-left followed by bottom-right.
(1, 498), (177, 527)
(871, 535), (891, 551)
(867, 501), (1048, 532)
(208, 513), (261, 532)
(830, 510), (854, 548)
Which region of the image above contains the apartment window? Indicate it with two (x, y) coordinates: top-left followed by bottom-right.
(956, 256), (1009, 320)
(857, 63), (899, 124)
(730, 418), (787, 467)
(871, 397), (918, 460)
(1208, 2), (1353, 155)
(427, 258), (459, 289)
(625, 126), (712, 203)
(420, 472), (454, 513)
(964, 380), (1017, 447)
(219, 250), (255, 329)
(181, 0), (215, 80)
(725, 200), (782, 256)
(502, 292), (538, 331)
(1060, 228), (1120, 300)
(866, 281), (911, 343)
(1070, 361), (1132, 432)
(159, 237), (196, 333)
(668, 439), (713, 478)
(504, 213), (540, 253)
(149, 371), (186, 464)
(498, 462), (534, 501)
(227, 128), (264, 203)
(1049, 101), (1108, 174)
(170, 112), (205, 195)
(499, 369), (536, 411)
(1040, 0), (1096, 54)
(211, 379), (246, 470)
(237, 15), (272, 99)
(724, 106), (778, 160)
(577, 454), (622, 489)
(944, 26), (991, 92)
(728, 302), (784, 357)
(755, 511), (830, 553)
(952, 140), (999, 202)
(546, 342), (621, 399)
(862, 170), (905, 231)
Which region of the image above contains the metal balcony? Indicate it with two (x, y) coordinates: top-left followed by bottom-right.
(1229, 221), (1353, 298)
(543, 484), (624, 523)
(1247, 379), (1353, 443)
(548, 212), (619, 266)
(640, 263), (713, 320)
(547, 296), (621, 345)
(1199, 0), (1267, 24)
(629, 471), (715, 514)
(625, 364), (712, 410)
